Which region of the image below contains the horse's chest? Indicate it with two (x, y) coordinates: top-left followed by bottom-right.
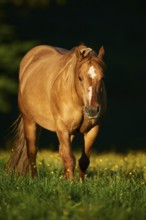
(66, 111), (83, 133)
(65, 110), (97, 134)
(79, 116), (97, 133)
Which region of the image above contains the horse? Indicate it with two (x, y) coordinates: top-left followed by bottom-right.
(6, 44), (106, 181)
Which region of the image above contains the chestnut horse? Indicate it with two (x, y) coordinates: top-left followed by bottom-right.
(6, 44), (106, 180)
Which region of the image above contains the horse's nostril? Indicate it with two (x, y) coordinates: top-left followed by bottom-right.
(85, 107), (89, 114)
(97, 106), (100, 113)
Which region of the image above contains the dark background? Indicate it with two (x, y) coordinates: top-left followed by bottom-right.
(0, 0), (146, 152)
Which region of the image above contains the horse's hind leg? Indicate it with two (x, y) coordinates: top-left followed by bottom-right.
(23, 116), (38, 177)
(78, 125), (99, 181)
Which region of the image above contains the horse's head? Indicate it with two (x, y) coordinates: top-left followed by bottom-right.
(76, 45), (105, 119)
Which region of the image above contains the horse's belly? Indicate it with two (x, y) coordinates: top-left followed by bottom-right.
(26, 106), (56, 131)
(27, 106), (56, 131)
(19, 90), (56, 131)
(35, 115), (56, 131)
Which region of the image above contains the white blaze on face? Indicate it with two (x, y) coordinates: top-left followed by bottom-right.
(88, 66), (96, 79)
(88, 86), (92, 105)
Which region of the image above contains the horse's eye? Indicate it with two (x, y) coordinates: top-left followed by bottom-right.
(78, 76), (83, 81)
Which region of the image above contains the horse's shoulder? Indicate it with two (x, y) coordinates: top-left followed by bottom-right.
(26, 45), (70, 57)
(23, 45), (61, 59)
(21, 45), (64, 61)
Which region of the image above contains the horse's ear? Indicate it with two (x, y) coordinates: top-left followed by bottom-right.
(80, 47), (93, 57)
(76, 46), (93, 60)
(97, 46), (105, 59)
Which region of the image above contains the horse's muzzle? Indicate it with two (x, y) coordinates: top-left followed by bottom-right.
(85, 106), (100, 119)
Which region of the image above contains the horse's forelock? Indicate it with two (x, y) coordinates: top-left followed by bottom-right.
(78, 52), (105, 71)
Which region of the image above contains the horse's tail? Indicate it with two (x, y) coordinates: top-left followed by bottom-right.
(5, 115), (30, 175)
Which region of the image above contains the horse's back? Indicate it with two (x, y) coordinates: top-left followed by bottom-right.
(19, 45), (66, 80)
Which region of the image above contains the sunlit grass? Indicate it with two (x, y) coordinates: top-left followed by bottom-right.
(0, 150), (146, 220)
(90, 151), (146, 179)
(36, 150), (146, 181)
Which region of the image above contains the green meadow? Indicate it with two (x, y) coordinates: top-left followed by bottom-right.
(0, 150), (146, 220)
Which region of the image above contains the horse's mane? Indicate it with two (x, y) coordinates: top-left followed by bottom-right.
(92, 56), (106, 71)
(50, 47), (77, 89)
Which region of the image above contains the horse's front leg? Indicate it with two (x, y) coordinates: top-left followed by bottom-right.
(23, 116), (38, 177)
(57, 126), (75, 181)
(78, 125), (100, 181)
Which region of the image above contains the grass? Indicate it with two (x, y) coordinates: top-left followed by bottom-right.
(0, 150), (146, 220)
